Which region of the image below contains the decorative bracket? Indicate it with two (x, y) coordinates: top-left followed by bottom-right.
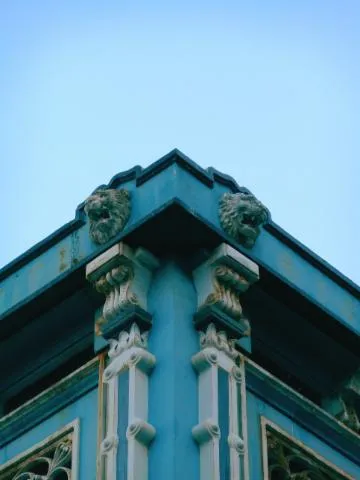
(323, 369), (360, 434)
(192, 243), (259, 353)
(86, 242), (159, 352)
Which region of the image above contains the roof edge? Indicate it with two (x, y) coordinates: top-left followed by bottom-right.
(0, 149), (358, 298)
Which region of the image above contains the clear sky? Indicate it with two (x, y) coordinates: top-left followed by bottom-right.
(1, 1), (359, 284)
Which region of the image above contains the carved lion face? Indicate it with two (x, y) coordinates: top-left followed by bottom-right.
(219, 192), (268, 248)
(84, 188), (131, 244)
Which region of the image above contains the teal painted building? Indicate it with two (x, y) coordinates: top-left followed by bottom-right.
(0, 150), (359, 479)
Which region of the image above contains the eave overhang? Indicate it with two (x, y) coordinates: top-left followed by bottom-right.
(1, 149), (358, 340)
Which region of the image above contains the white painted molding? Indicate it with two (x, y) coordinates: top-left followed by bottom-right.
(193, 419), (221, 443)
(192, 324), (250, 480)
(199, 323), (239, 361)
(86, 242), (159, 333)
(192, 243), (259, 320)
(101, 322), (156, 480)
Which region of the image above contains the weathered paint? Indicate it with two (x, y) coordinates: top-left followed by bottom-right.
(1, 149), (359, 480)
(148, 259), (199, 480)
(117, 370), (129, 480)
(0, 388), (98, 480)
(246, 390), (359, 479)
(0, 151), (359, 341)
(218, 369), (230, 480)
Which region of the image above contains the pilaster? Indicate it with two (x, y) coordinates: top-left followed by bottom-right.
(191, 243), (260, 480)
(86, 242), (158, 480)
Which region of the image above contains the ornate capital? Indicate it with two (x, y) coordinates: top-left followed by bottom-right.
(199, 323), (239, 361)
(219, 191), (268, 248)
(108, 322), (148, 358)
(84, 187), (131, 244)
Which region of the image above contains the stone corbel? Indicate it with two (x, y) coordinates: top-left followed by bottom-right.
(192, 243), (259, 353)
(86, 242), (159, 351)
(323, 369), (360, 434)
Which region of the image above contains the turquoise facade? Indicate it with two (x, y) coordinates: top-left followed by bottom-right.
(0, 149), (359, 479)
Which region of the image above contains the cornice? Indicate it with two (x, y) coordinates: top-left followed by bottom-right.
(245, 358), (360, 466)
(0, 150), (359, 351)
(1, 149), (358, 301)
(0, 359), (98, 448)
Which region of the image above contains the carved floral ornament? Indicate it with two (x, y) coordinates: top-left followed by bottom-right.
(199, 322), (239, 361)
(204, 264), (251, 320)
(84, 187), (131, 244)
(219, 191), (269, 248)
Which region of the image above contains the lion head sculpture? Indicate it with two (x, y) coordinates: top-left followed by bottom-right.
(84, 187), (131, 245)
(219, 191), (268, 248)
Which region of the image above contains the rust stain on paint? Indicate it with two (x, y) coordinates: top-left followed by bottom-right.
(59, 248), (68, 272)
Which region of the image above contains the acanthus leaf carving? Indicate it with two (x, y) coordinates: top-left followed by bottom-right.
(204, 265), (249, 319)
(192, 244), (259, 341)
(108, 322), (148, 358)
(199, 323), (239, 360)
(86, 242), (159, 340)
(95, 264), (138, 322)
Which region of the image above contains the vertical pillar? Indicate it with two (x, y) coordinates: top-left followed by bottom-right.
(192, 243), (260, 480)
(192, 325), (248, 480)
(148, 260), (200, 480)
(86, 242), (158, 480)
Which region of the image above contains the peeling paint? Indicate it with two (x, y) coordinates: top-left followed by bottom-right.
(59, 248), (68, 272)
(71, 231), (82, 267)
(278, 251), (295, 278)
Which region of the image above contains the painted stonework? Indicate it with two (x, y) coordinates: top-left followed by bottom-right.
(84, 188), (131, 244)
(192, 243), (259, 342)
(192, 322), (249, 480)
(219, 191), (268, 248)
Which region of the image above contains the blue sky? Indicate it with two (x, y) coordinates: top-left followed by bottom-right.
(1, 1), (359, 283)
